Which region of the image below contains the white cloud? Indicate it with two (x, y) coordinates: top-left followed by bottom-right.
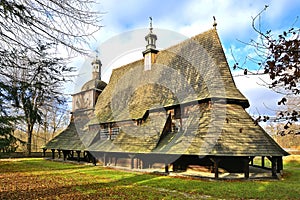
(67, 0), (300, 114)
(233, 72), (282, 116)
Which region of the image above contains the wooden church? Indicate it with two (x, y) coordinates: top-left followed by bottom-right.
(44, 20), (288, 179)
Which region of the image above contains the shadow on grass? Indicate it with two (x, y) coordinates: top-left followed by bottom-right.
(0, 173), (169, 200)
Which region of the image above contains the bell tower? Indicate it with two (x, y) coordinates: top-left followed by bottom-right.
(142, 17), (159, 71)
(91, 56), (102, 80)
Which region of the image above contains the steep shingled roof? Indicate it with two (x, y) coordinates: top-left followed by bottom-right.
(90, 102), (288, 156)
(154, 103), (288, 156)
(43, 120), (85, 151)
(43, 113), (98, 151)
(89, 110), (167, 153)
(91, 28), (287, 157)
(94, 29), (249, 123)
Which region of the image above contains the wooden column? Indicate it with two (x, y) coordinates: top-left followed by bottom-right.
(210, 157), (221, 179)
(165, 164), (169, 174)
(277, 157), (283, 173)
(63, 150), (67, 161)
(103, 153), (107, 166)
(114, 157), (118, 166)
(243, 157), (250, 179)
(51, 149), (55, 159)
(271, 157), (277, 177)
(92, 153), (97, 166)
(93, 156), (97, 166)
(76, 151), (81, 162)
(129, 154), (135, 169)
(261, 156), (265, 168)
(131, 158), (134, 169)
(42, 148), (46, 157)
(58, 150), (61, 158)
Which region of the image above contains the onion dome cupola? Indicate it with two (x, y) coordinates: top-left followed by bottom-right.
(143, 17), (159, 71)
(81, 56), (107, 92)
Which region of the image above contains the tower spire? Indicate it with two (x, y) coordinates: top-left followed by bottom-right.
(91, 54), (102, 80)
(213, 16), (217, 29)
(142, 17), (159, 71)
(144, 16), (157, 50)
(149, 17), (153, 33)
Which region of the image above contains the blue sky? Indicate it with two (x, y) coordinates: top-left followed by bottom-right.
(71, 0), (300, 117)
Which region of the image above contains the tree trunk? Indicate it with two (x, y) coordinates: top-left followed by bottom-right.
(27, 132), (32, 156)
(26, 124), (33, 156)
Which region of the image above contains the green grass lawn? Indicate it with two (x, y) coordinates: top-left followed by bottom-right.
(0, 156), (299, 199)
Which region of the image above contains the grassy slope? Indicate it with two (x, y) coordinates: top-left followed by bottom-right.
(0, 156), (299, 200)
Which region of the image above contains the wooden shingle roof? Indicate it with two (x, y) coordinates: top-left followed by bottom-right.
(43, 120), (85, 151)
(43, 113), (98, 151)
(89, 110), (167, 153)
(45, 28), (287, 157)
(90, 103), (288, 156)
(95, 29), (249, 123)
(91, 28), (287, 157)
(154, 103), (288, 156)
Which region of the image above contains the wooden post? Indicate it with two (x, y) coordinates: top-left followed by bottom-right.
(131, 158), (134, 169)
(244, 157), (250, 179)
(271, 157), (277, 177)
(103, 153), (107, 166)
(51, 149), (55, 159)
(277, 157), (283, 173)
(58, 150), (61, 158)
(114, 157), (118, 166)
(76, 151), (81, 162)
(128, 154), (135, 169)
(93, 156), (97, 166)
(210, 157), (221, 179)
(165, 164), (169, 173)
(62, 150), (67, 161)
(261, 156), (265, 168)
(42, 148), (46, 157)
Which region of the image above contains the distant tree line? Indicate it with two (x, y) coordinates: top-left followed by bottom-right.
(0, 0), (102, 154)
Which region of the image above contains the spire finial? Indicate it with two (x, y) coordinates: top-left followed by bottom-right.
(149, 17), (153, 32)
(213, 16), (217, 29)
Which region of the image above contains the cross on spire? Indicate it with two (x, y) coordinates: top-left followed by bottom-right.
(149, 17), (153, 33)
(213, 16), (217, 29)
